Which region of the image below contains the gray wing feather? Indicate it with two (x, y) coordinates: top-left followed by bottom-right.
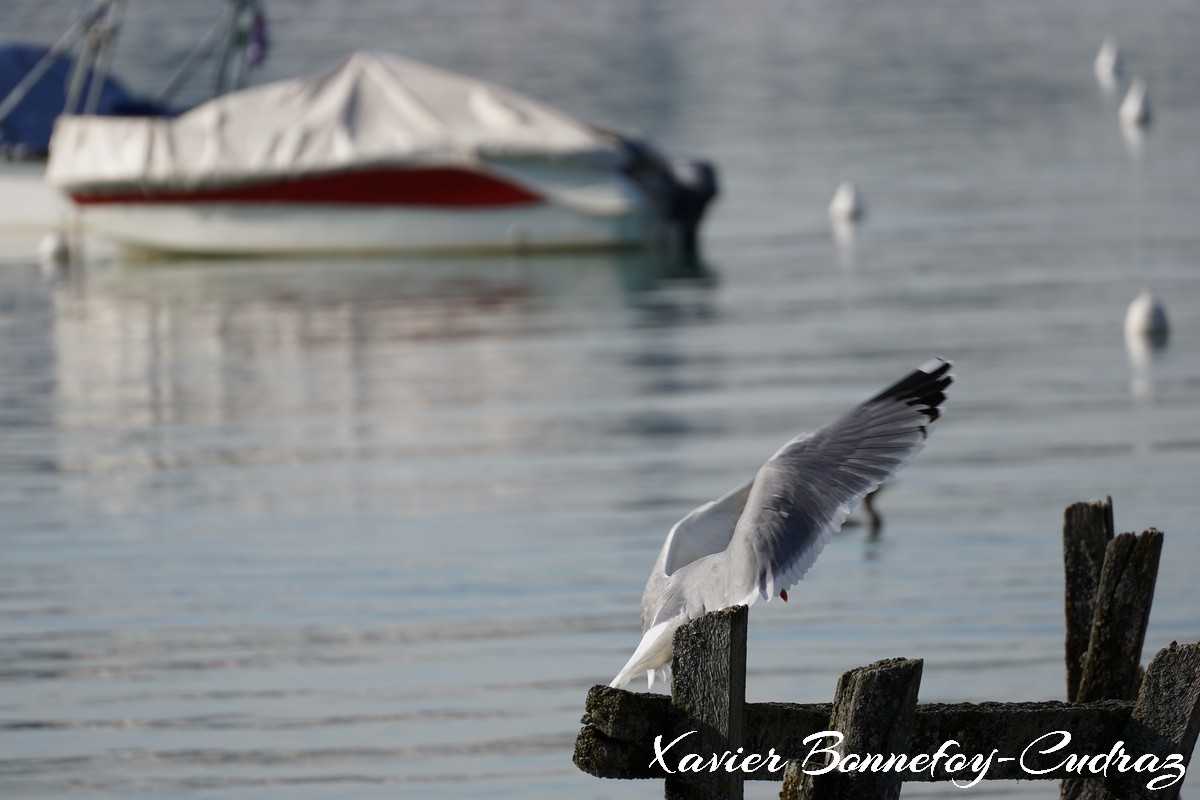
(727, 358), (951, 605)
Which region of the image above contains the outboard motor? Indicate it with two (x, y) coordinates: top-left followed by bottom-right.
(606, 130), (719, 257)
(668, 158), (718, 256)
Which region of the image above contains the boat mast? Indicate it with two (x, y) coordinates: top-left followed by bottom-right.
(81, 0), (130, 115)
(63, 0), (127, 115)
(158, 0), (261, 106)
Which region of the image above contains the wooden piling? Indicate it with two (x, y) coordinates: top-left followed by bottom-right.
(1064, 519), (1163, 800)
(1075, 530), (1162, 703)
(781, 657), (923, 800)
(665, 604), (747, 800)
(1100, 641), (1200, 800)
(1063, 497), (1114, 701)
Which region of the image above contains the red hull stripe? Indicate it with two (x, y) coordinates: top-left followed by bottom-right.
(69, 167), (544, 207)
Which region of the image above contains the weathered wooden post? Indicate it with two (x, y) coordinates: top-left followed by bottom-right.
(1063, 497), (1114, 700)
(666, 604), (748, 800)
(1062, 499), (1164, 800)
(781, 657), (923, 800)
(1076, 530), (1162, 702)
(1100, 641), (1200, 800)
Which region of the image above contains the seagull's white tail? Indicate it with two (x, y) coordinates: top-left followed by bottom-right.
(609, 618), (680, 689)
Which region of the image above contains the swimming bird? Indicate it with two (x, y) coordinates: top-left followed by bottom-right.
(1119, 79), (1152, 127)
(1094, 37), (1123, 88)
(829, 181), (865, 222)
(38, 230), (71, 280)
(612, 358), (952, 690)
(1124, 289), (1169, 342)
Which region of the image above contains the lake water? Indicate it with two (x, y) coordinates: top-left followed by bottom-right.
(2, 2), (1200, 798)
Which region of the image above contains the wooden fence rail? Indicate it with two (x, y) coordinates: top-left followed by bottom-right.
(574, 498), (1200, 799)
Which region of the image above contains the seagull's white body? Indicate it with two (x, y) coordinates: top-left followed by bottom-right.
(1125, 289), (1169, 339)
(829, 181), (865, 222)
(1120, 79), (1152, 127)
(611, 358), (953, 690)
(38, 231), (70, 274)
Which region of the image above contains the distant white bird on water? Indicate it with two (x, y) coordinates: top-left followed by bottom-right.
(1094, 37), (1123, 88)
(611, 358), (953, 690)
(829, 181), (865, 222)
(1120, 79), (1152, 127)
(38, 231), (71, 279)
(1125, 289), (1169, 341)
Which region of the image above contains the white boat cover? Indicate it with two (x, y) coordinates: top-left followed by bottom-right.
(47, 50), (624, 191)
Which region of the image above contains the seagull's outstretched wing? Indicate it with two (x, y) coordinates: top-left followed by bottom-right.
(727, 358), (952, 605)
(640, 478), (753, 631)
(612, 357), (952, 691)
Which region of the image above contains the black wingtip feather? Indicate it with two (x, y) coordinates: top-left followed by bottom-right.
(868, 357), (952, 424)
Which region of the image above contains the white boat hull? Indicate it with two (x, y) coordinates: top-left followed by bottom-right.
(81, 200), (666, 256)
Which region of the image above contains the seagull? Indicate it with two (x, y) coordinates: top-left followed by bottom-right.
(611, 358), (952, 690)
(1119, 79), (1152, 127)
(38, 231), (71, 282)
(1124, 289), (1169, 341)
(1094, 37), (1123, 88)
(829, 181), (866, 222)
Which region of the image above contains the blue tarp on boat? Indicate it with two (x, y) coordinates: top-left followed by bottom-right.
(0, 43), (173, 156)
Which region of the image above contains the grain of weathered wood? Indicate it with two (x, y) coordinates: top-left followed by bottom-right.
(573, 724), (649, 781)
(1076, 530), (1162, 703)
(906, 700), (1134, 781)
(573, 685), (672, 780)
(1099, 642), (1200, 800)
(665, 605), (747, 800)
(745, 702), (833, 761)
(1064, 528), (1163, 800)
(1065, 501), (1156, 800)
(580, 684), (672, 742)
(1063, 497), (1114, 702)
(782, 657), (923, 800)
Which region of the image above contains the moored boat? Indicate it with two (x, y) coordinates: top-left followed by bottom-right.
(46, 50), (717, 256)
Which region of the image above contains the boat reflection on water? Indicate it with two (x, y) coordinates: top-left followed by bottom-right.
(47, 249), (716, 481)
(55, 246), (714, 316)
